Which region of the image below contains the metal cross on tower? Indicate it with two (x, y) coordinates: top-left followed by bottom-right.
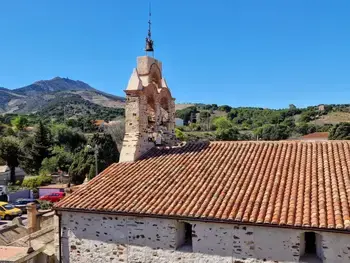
(145, 3), (154, 55)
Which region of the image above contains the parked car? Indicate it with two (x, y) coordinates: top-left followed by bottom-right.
(0, 201), (22, 220)
(39, 192), (65, 202)
(13, 199), (40, 213)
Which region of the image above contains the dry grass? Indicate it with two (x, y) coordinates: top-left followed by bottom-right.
(175, 104), (195, 110)
(312, 111), (350, 125)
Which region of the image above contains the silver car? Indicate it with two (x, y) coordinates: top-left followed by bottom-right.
(13, 199), (40, 213)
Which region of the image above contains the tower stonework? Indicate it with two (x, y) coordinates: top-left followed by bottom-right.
(119, 56), (176, 162)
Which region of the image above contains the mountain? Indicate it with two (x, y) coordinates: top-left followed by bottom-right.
(0, 77), (125, 114)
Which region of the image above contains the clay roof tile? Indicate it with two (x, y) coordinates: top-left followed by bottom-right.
(55, 140), (350, 231)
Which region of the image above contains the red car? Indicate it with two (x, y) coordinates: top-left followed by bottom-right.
(39, 192), (65, 202)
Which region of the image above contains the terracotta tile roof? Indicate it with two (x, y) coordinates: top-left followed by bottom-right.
(55, 141), (350, 231)
(300, 132), (329, 140)
(38, 184), (67, 189)
(93, 120), (105, 126)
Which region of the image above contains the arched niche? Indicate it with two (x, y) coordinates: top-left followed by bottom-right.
(158, 89), (173, 132)
(149, 63), (162, 90)
(146, 94), (156, 131)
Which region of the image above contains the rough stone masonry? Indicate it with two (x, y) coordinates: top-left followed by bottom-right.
(59, 211), (350, 263)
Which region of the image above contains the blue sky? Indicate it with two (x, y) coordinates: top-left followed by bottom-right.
(1, 1), (350, 109)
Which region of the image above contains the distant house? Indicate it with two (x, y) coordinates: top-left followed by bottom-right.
(300, 132), (329, 141)
(318, 104), (325, 111)
(175, 118), (184, 127)
(0, 166), (26, 185)
(93, 120), (105, 131)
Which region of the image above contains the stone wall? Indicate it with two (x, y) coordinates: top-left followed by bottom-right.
(59, 211), (350, 263)
(119, 56), (176, 162)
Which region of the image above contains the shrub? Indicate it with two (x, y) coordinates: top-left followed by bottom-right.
(175, 128), (186, 141)
(38, 200), (53, 210)
(215, 127), (240, 141)
(329, 122), (350, 140)
(21, 175), (52, 189)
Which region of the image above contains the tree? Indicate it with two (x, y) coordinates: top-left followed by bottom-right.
(11, 116), (29, 131)
(90, 133), (119, 172)
(0, 136), (21, 183)
(31, 121), (52, 172)
(227, 109), (238, 120)
(19, 136), (36, 174)
(104, 121), (125, 152)
(295, 123), (316, 135)
(69, 148), (94, 184)
(199, 111), (211, 130)
(41, 146), (73, 174)
(329, 123), (350, 140)
(299, 110), (317, 122)
(255, 124), (290, 141)
(4, 127), (16, 136)
(289, 104), (297, 110)
(282, 117), (296, 128)
(69, 133), (120, 184)
(51, 124), (86, 152)
(218, 105), (232, 113)
(213, 116), (232, 130)
(216, 128), (240, 141)
(0, 124), (6, 136)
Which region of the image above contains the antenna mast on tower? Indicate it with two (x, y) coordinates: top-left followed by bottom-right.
(145, 2), (154, 56)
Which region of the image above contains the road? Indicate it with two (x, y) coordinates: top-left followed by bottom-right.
(0, 214), (28, 230)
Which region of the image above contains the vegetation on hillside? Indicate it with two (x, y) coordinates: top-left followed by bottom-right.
(176, 103), (350, 141)
(0, 114), (120, 185)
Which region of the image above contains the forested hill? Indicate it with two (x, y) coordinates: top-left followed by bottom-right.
(175, 103), (350, 141)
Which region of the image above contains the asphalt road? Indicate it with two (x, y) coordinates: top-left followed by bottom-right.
(0, 214), (28, 230)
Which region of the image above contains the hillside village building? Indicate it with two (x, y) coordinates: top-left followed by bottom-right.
(54, 54), (350, 263)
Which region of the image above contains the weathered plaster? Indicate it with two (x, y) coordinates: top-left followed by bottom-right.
(58, 211), (350, 263)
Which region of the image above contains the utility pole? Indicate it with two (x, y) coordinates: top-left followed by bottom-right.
(207, 115), (210, 131)
(94, 144), (99, 177)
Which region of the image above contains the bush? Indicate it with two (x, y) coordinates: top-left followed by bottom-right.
(175, 128), (186, 141)
(212, 116), (232, 130)
(38, 200), (53, 210)
(216, 128), (240, 141)
(329, 123), (350, 140)
(21, 175), (52, 189)
(254, 124), (291, 141)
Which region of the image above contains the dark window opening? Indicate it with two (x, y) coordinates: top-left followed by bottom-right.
(305, 232), (316, 254)
(184, 223), (192, 246)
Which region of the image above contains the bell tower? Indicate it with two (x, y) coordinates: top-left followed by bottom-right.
(119, 10), (176, 162)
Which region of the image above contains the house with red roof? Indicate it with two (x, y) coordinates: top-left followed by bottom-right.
(54, 55), (350, 263)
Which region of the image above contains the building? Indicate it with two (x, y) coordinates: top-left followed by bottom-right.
(0, 166), (27, 186)
(0, 204), (55, 263)
(318, 104), (325, 111)
(93, 120), (105, 132)
(118, 55), (176, 162)
(175, 118), (184, 127)
(54, 55), (350, 263)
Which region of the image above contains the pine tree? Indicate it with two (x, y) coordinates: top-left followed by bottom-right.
(0, 136), (21, 183)
(31, 121), (52, 173)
